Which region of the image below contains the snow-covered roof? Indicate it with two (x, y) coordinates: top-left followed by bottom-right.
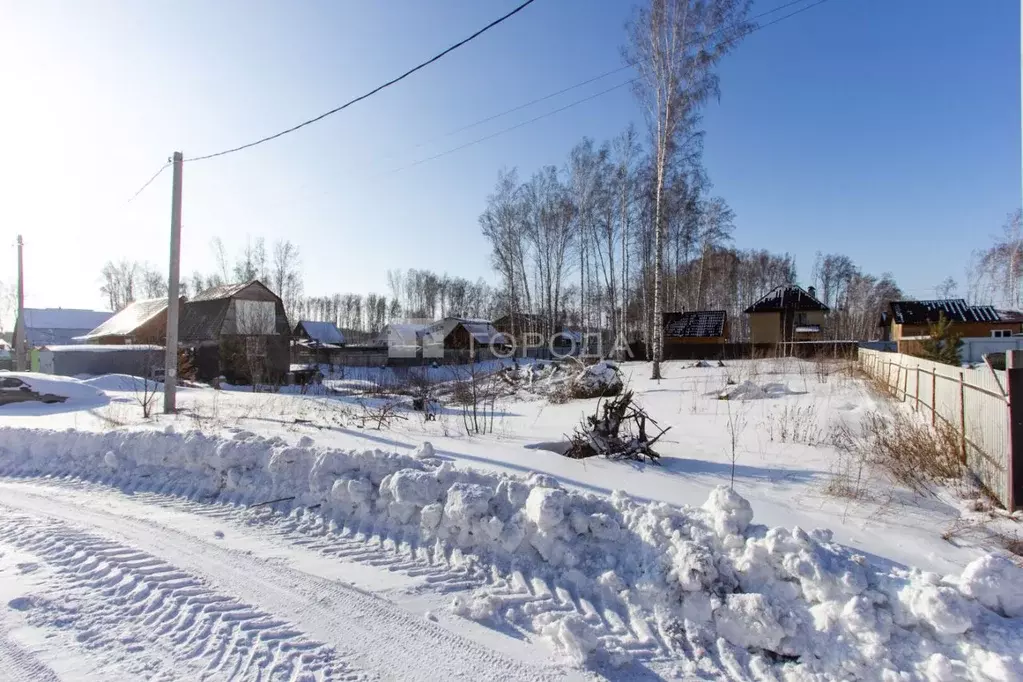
(745, 286), (828, 314)
(890, 299), (1001, 325)
(76, 298), (170, 340)
(19, 308), (113, 347)
(382, 323), (428, 345)
(190, 280), (276, 302)
(22, 308), (111, 331)
(295, 320), (345, 346)
(665, 311), (727, 338)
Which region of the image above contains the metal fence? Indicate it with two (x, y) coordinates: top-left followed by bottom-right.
(859, 348), (1011, 508)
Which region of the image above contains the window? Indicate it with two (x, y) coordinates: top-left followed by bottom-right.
(234, 300), (276, 335)
(795, 313), (808, 325)
(991, 330), (1012, 338)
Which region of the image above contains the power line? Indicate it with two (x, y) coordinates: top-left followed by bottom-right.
(127, 162), (171, 204)
(185, 0), (539, 163)
(388, 0), (836, 175)
(393, 0), (821, 157)
(387, 79), (638, 174)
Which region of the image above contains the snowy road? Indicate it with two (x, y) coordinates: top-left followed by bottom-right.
(0, 479), (584, 682)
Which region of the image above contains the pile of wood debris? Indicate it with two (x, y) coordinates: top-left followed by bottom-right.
(564, 390), (669, 462)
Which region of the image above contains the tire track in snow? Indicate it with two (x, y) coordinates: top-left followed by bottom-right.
(0, 512), (362, 682)
(0, 622), (62, 682)
(0, 484), (581, 681)
(1, 473), (666, 659)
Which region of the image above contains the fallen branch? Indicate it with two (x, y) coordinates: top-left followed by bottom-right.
(249, 496), (296, 509)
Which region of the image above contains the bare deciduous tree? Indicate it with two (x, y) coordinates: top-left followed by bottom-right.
(271, 239), (303, 322)
(626, 0), (752, 378)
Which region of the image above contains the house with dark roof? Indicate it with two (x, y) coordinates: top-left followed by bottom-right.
(178, 280), (290, 384)
(663, 311), (729, 345)
(883, 299), (1022, 353)
(77, 297), (183, 345)
(293, 320), (345, 364)
(744, 285), (829, 344)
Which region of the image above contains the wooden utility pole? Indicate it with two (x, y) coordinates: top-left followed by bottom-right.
(13, 235), (25, 371)
(163, 152), (184, 414)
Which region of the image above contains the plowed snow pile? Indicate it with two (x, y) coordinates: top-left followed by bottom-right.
(0, 426), (1020, 679)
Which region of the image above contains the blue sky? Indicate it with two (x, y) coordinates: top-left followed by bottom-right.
(0, 0), (1019, 312)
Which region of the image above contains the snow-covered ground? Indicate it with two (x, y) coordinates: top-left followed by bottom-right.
(0, 359), (1020, 680)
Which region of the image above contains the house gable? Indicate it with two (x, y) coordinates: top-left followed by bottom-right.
(744, 285), (829, 314)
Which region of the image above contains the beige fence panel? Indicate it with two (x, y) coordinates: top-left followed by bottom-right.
(858, 349), (1010, 507)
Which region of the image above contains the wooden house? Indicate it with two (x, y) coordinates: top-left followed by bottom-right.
(663, 311), (729, 345)
(292, 320), (345, 364)
(77, 297), (183, 345)
(178, 280), (290, 385)
(884, 299), (1023, 354)
(493, 312), (546, 342)
(745, 285), (829, 344)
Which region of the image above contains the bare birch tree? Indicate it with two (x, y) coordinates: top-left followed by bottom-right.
(626, 0), (752, 378)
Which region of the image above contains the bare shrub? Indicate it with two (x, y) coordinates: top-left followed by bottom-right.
(763, 404), (823, 446)
(353, 397), (407, 430)
(452, 362), (499, 435)
(724, 398), (749, 488)
(861, 410), (963, 495)
(823, 445), (871, 502)
(997, 531), (1023, 557)
(824, 409), (963, 501)
(548, 382), (573, 405)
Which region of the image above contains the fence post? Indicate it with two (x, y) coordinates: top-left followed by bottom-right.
(903, 363), (909, 402)
(958, 371), (967, 464)
(1006, 351), (1023, 512)
(915, 365), (920, 412)
(931, 367), (936, 426)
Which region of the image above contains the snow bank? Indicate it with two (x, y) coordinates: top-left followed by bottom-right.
(0, 425), (1020, 678)
(0, 373), (109, 407)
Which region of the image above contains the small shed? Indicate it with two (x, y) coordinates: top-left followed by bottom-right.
(664, 311), (729, 344)
(37, 344), (164, 377)
(178, 280), (290, 385)
(77, 297), (183, 345)
(293, 320), (345, 364)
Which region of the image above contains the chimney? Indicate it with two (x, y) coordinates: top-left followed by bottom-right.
(807, 286), (817, 300)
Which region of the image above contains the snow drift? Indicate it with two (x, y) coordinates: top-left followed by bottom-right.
(0, 372), (109, 408)
(0, 425), (1019, 679)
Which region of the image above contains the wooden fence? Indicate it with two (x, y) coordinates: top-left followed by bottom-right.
(859, 348), (1015, 509)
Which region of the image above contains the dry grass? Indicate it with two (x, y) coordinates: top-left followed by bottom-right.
(762, 404), (824, 446)
(821, 406), (965, 502)
(997, 531), (1023, 557)
(859, 410), (963, 496)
